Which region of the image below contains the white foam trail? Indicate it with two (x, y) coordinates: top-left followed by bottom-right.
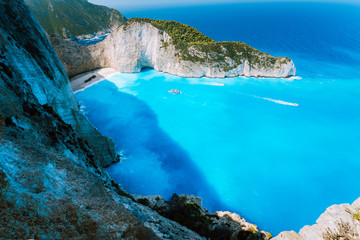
(189, 81), (224, 86)
(205, 82), (225, 86)
(253, 95), (299, 106)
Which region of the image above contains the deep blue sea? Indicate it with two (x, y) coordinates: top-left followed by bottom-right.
(75, 2), (360, 235)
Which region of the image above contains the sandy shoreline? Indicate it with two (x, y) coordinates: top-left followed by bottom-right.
(70, 68), (119, 92)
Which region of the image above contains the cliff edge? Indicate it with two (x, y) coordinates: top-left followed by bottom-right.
(1, 0), (117, 168)
(50, 18), (296, 78)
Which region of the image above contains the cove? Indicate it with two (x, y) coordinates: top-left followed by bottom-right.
(75, 69), (360, 234)
(75, 1), (360, 235)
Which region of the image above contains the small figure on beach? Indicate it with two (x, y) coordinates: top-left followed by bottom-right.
(84, 75), (97, 83)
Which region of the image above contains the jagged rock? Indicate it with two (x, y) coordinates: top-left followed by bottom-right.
(134, 194), (271, 240)
(50, 19), (296, 79)
(273, 197), (360, 240)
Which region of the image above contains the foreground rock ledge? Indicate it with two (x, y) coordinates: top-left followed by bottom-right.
(134, 194), (271, 240)
(50, 18), (296, 79)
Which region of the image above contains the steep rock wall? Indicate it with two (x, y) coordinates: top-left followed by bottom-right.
(1, 0), (116, 167)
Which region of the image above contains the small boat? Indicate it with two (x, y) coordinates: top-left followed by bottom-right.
(168, 89), (182, 94)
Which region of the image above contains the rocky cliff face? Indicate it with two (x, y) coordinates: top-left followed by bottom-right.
(0, 1), (270, 239)
(274, 197), (360, 240)
(50, 19), (296, 79)
(1, 0), (116, 168)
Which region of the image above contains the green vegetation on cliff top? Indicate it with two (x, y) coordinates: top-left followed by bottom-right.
(124, 18), (291, 70)
(25, 0), (126, 39)
(124, 18), (215, 46)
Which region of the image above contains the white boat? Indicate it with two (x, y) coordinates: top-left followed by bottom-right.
(168, 89), (182, 94)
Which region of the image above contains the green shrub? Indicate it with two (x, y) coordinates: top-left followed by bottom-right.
(123, 18), (214, 46)
(353, 207), (360, 221)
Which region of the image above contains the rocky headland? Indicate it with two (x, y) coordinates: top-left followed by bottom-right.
(50, 18), (296, 79)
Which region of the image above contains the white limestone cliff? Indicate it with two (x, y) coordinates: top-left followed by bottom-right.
(50, 20), (296, 79)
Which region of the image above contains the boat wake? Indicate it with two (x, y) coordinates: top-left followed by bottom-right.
(253, 95), (299, 106)
(201, 82), (225, 86)
(189, 81), (224, 86)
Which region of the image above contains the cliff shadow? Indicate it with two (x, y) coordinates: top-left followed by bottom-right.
(75, 80), (226, 211)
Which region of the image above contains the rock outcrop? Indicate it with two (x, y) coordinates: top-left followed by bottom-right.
(50, 18), (296, 79)
(274, 197), (360, 240)
(134, 194), (271, 240)
(24, 0), (126, 40)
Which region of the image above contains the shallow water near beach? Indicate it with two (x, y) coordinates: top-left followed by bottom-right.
(75, 2), (360, 234)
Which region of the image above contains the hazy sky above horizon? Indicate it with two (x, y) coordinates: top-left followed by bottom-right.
(88, 0), (359, 11)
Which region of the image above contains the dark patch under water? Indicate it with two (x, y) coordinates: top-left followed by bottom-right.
(76, 81), (225, 211)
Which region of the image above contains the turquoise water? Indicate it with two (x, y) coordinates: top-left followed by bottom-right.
(75, 2), (360, 234)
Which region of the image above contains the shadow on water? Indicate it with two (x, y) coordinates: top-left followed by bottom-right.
(76, 80), (227, 212)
